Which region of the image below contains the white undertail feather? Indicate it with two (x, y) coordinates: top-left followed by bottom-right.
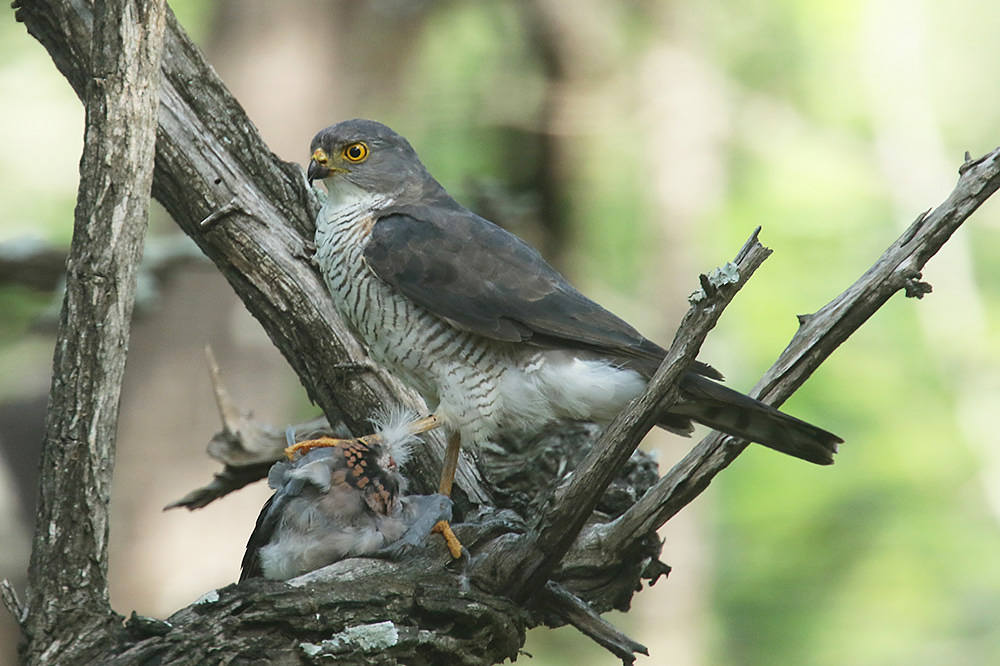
(499, 353), (646, 433)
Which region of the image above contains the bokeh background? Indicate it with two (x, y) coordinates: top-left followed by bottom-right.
(3, 1), (1000, 664)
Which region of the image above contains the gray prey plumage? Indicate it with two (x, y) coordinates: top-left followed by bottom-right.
(305, 119), (841, 478)
(241, 418), (452, 581)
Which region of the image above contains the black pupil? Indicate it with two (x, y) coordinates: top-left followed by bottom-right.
(348, 145), (362, 159)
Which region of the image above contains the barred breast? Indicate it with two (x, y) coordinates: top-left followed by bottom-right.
(314, 194), (510, 444)
(314, 189), (649, 447)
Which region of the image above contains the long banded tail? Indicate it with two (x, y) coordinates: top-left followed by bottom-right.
(665, 373), (841, 465)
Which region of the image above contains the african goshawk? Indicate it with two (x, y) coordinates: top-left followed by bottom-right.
(301, 118), (841, 511)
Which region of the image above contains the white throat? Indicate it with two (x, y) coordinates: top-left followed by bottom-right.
(320, 178), (394, 221)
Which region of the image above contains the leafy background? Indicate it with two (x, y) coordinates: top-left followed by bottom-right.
(2, 1), (1000, 664)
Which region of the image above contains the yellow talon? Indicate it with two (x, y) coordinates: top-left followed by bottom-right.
(284, 414), (442, 461)
(432, 519), (464, 559)
(284, 436), (343, 460)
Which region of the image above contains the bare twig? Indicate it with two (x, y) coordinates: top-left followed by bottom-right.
(163, 461), (276, 511)
(489, 231), (771, 602)
(169, 351), (407, 510)
(591, 148), (1000, 559)
(1, 579), (25, 627)
(199, 197), (243, 228)
(539, 581), (648, 665)
(162, 349), (337, 509)
(202, 345), (290, 465)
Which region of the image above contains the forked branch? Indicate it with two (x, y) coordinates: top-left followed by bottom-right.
(10, 0), (1000, 664)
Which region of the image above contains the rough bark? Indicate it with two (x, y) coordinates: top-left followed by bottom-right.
(13, 0), (486, 509)
(16, 0), (167, 664)
(8, 0), (1000, 664)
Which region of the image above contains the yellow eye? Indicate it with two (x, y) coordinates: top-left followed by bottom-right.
(311, 148), (329, 165)
(342, 142), (369, 163)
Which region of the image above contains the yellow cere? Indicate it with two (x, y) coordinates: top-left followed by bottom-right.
(311, 148), (328, 165)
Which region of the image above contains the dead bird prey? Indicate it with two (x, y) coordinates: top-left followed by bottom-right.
(241, 409), (452, 581)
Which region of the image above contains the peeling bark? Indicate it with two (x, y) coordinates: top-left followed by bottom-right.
(8, 0), (1000, 664)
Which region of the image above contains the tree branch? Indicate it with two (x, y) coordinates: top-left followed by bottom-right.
(114, 556), (527, 666)
(0, 235), (208, 294)
(21, 0), (166, 663)
(12, 0), (1000, 664)
(0, 239), (67, 291)
(588, 147), (1000, 559)
(486, 232), (770, 602)
(537, 581), (648, 664)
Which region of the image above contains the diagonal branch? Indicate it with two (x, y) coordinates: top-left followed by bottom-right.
(538, 581), (648, 664)
(593, 147), (1000, 558)
(487, 231), (771, 602)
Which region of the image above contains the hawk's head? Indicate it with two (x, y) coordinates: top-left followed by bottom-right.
(308, 119), (432, 198)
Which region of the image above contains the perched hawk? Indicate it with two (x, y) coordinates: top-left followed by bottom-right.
(302, 118), (841, 509)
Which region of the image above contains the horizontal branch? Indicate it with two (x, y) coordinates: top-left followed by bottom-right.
(0, 239), (67, 291)
(111, 556), (526, 666)
(0, 235), (208, 293)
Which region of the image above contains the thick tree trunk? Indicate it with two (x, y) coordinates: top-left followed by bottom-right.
(18, 0), (167, 663)
(7, 0), (1000, 664)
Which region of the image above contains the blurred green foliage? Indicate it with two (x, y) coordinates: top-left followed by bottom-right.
(2, 1), (999, 665)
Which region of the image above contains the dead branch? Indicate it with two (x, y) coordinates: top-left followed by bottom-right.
(9, 0), (1000, 663)
(485, 232), (770, 602)
(586, 146), (1000, 562)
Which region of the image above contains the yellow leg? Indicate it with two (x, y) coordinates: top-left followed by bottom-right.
(432, 519), (465, 559)
(434, 430), (465, 559)
(283, 435), (342, 460)
(437, 430), (462, 496)
(283, 414), (441, 461)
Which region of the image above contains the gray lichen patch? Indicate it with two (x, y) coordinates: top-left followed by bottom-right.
(300, 620), (400, 656)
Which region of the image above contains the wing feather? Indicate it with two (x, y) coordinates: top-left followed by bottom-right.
(364, 208), (667, 363)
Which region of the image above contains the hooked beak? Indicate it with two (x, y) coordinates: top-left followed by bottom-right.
(307, 159), (330, 185)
